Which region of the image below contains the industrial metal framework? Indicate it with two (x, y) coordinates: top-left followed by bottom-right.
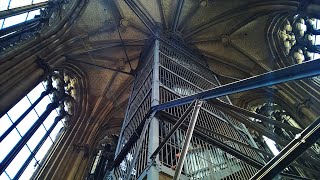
(111, 37), (320, 180)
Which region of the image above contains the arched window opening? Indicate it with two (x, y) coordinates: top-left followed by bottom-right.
(88, 135), (119, 180)
(249, 102), (320, 176)
(250, 103), (287, 155)
(0, 0), (69, 54)
(0, 70), (77, 180)
(250, 102), (302, 152)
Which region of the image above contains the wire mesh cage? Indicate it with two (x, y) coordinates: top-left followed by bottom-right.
(112, 39), (263, 180)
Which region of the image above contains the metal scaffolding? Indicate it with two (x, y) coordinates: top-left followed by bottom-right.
(111, 37), (320, 180)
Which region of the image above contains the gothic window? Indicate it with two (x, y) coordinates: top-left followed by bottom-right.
(249, 103), (297, 155)
(280, 16), (320, 64)
(0, 71), (76, 179)
(0, 0), (68, 54)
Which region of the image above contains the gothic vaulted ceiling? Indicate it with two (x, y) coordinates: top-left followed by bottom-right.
(6, 0), (304, 135)
(56, 0), (304, 134)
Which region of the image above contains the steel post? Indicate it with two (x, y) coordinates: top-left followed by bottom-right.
(147, 39), (160, 179)
(173, 100), (203, 180)
(210, 99), (302, 133)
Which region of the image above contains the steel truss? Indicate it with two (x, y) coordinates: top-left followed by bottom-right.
(111, 36), (320, 180)
(157, 110), (314, 180)
(250, 116), (320, 179)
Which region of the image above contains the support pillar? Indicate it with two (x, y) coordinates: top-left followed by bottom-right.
(173, 100), (202, 180)
(147, 39), (160, 180)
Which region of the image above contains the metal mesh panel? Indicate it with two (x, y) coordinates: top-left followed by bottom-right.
(113, 44), (155, 179)
(158, 87), (261, 179)
(116, 48), (154, 156)
(157, 43), (262, 179)
(113, 128), (149, 180)
(159, 44), (217, 84)
(158, 118), (259, 179)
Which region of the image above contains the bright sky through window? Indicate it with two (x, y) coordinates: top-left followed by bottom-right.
(0, 82), (65, 179)
(0, 0), (47, 31)
(263, 136), (280, 156)
(311, 19), (320, 60)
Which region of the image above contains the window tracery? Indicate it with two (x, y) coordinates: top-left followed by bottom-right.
(279, 15), (320, 64)
(0, 70), (77, 179)
(0, 0), (71, 54)
(249, 102), (319, 157)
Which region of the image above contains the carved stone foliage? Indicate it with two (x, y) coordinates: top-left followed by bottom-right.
(279, 15), (320, 64)
(42, 70), (77, 127)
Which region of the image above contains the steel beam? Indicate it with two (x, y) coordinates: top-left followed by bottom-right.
(150, 100), (195, 159)
(125, 113), (155, 179)
(250, 116), (320, 180)
(124, 0), (155, 34)
(152, 59), (320, 112)
(173, 100), (203, 180)
(210, 99), (302, 134)
(159, 111), (264, 169)
(194, 122), (273, 157)
(159, 112), (310, 180)
(214, 105), (288, 145)
(67, 59), (133, 75)
(214, 104), (320, 166)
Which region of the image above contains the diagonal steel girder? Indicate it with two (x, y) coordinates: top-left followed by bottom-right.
(210, 99), (302, 134)
(152, 59), (320, 112)
(216, 104), (320, 167)
(150, 101), (196, 159)
(158, 112), (312, 180)
(250, 116), (320, 180)
(154, 110), (274, 158)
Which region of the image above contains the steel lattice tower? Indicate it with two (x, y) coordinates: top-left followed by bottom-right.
(110, 38), (267, 180)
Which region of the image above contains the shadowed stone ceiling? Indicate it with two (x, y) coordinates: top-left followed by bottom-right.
(59, 0), (300, 130)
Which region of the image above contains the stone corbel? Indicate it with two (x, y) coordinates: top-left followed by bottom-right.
(36, 56), (52, 78)
(73, 143), (90, 157)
